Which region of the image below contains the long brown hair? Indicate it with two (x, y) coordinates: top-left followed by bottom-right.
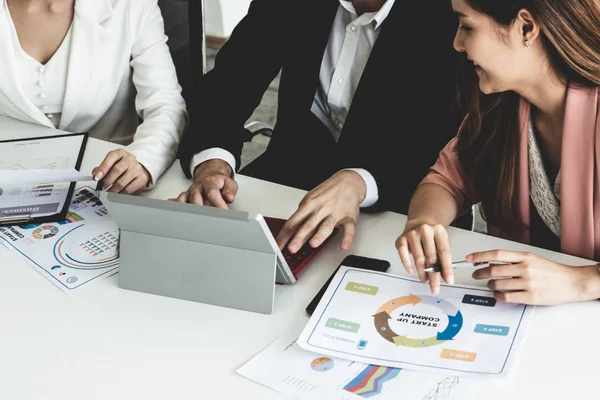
(456, 0), (600, 232)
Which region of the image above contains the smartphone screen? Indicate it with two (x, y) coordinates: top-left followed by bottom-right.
(305, 255), (390, 315)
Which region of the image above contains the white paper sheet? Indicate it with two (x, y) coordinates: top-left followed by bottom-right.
(297, 267), (533, 378)
(0, 134), (87, 219)
(237, 323), (469, 400)
(0, 186), (119, 293)
(0, 169), (93, 185)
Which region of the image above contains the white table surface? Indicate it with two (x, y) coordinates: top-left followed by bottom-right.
(0, 117), (598, 399)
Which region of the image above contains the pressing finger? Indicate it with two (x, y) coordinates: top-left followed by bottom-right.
(205, 185), (229, 209)
(188, 187), (205, 205)
(276, 208), (312, 250)
(94, 150), (124, 181)
(407, 234), (427, 283)
(287, 213), (325, 253)
(309, 216), (337, 249)
(339, 220), (356, 251)
(171, 191), (189, 203)
(433, 227), (453, 284)
(396, 236), (414, 275)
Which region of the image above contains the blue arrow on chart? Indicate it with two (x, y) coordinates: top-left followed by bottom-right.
(437, 311), (463, 341)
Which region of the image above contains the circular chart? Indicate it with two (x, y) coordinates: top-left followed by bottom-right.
(310, 357), (334, 372)
(373, 294), (463, 348)
(32, 225), (59, 239)
(53, 221), (119, 269)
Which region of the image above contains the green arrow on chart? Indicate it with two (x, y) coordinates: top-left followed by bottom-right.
(393, 335), (445, 348)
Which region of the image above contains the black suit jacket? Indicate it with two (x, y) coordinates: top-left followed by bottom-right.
(179, 0), (463, 214)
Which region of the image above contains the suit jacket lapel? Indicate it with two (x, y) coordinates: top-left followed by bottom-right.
(0, 1), (55, 127)
(59, 0), (113, 130)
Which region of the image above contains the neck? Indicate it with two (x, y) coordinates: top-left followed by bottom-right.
(351, 0), (386, 15)
(517, 72), (568, 137)
(19, 0), (71, 13)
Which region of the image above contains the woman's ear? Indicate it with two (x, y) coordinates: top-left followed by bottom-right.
(516, 9), (540, 46)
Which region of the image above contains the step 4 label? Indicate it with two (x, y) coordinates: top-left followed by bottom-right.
(345, 282), (379, 296)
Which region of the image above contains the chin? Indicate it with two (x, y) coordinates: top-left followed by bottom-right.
(478, 81), (500, 95)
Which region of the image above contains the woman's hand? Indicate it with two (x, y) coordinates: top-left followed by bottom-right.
(470, 250), (600, 305)
(93, 149), (151, 194)
(395, 218), (454, 295)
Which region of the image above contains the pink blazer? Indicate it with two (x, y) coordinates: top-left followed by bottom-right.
(422, 85), (600, 260)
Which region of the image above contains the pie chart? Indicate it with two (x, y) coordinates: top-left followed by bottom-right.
(310, 357), (334, 372)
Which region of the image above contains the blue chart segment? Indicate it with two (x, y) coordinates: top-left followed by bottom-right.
(53, 222), (119, 269)
(343, 365), (401, 398)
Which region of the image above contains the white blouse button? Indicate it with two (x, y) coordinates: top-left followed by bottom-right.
(36, 81), (44, 87)
(38, 93), (47, 99)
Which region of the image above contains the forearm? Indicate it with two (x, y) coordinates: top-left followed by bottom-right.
(405, 183), (459, 229)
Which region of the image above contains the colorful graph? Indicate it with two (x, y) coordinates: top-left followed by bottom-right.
(343, 365), (401, 398)
(423, 377), (460, 400)
(53, 221), (119, 269)
(32, 225), (59, 239)
(310, 357), (334, 372)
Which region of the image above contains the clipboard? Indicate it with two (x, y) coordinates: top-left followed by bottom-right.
(0, 132), (88, 226)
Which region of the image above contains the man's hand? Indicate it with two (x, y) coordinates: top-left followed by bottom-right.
(276, 170), (366, 254)
(170, 159), (238, 209)
(93, 150), (151, 194)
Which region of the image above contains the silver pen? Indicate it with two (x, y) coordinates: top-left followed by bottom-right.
(423, 260), (488, 273)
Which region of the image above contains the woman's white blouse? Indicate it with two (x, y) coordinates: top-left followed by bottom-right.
(5, 2), (72, 129)
(0, 0), (188, 187)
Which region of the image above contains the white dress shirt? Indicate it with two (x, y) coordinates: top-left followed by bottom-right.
(6, 1), (72, 129)
(191, 0), (395, 207)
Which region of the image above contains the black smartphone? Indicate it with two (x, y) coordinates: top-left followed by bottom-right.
(305, 255), (391, 316)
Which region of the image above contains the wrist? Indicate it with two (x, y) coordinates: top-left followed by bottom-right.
(194, 159), (233, 181)
(576, 265), (600, 302)
(340, 170), (367, 204)
(404, 216), (440, 232)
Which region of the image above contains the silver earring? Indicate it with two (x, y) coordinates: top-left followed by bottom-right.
(524, 40), (530, 48)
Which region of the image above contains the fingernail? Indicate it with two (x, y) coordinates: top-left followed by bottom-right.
(95, 171), (104, 180)
(448, 277), (455, 285)
(433, 286), (440, 295)
(465, 254), (473, 261)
